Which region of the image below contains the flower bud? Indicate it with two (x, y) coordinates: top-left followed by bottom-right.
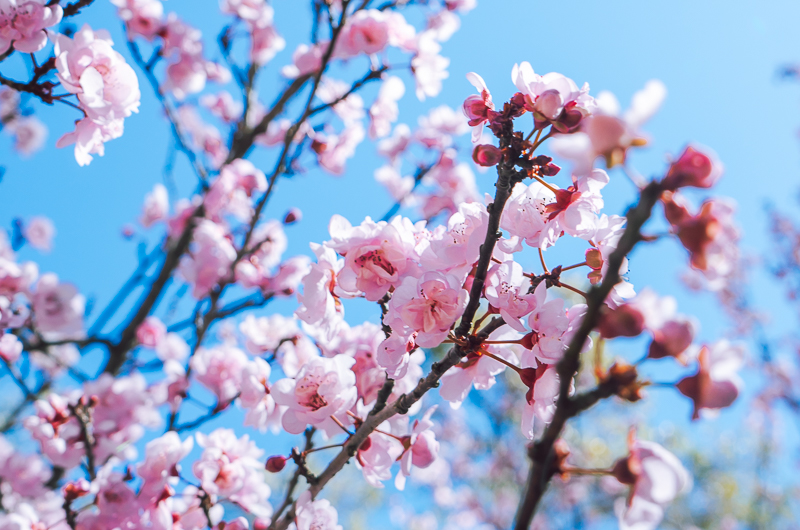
(662, 145), (722, 190)
(283, 207), (302, 225)
(472, 144), (502, 167)
(597, 305), (645, 339)
(266, 456), (287, 473)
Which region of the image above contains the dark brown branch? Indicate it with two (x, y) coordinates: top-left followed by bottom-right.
(513, 180), (663, 530)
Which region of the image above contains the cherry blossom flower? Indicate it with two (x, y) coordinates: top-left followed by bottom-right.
(200, 91), (243, 123)
(439, 328), (521, 407)
(240, 357), (282, 433)
(178, 219), (237, 298)
(551, 80), (666, 172)
(662, 144), (723, 190)
(296, 243), (346, 341)
(395, 406), (440, 490)
(281, 42), (324, 78)
(357, 431), (403, 488)
(499, 181), (556, 250)
(412, 33), (449, 100)
(462, 72), (494, 142)
(271, 354), (357, 437)
(56, 117), (124, 166)
(24, 216), (54, 252)
(137, 431), (194, 504)
(484, 260), (537, 331)
(677, 340), (744, 419)
(6, 115), (47, 156)
(53, 25), (141, 123)
(511, 61), (596, 132)
(369, 76), (405, 139)
(385, 271), (468, 348)
(311, 122), (365, 175)
(136, 315), (166, 348)
(191, 344), (249, 403)
(337, 9), (391, 57)
(24, 393), (84, 467)
(193, 428), (273, 519)
(326, 214), (423, 301)
(612, 433), (691, 530)
(294, 491), (342, 530)
(140, 183), (169, 228)
(377, 331), (417, 380)
(31, 273), (85, 340)
(0, 332), (22, 363)
(155, 332), (189, 362)
(0, 0), (63, 54)
(111, 0), (164, 40)
(520, 363), (561, 439)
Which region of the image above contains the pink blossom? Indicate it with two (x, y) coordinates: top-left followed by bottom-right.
(663, 144), (723, 190)
(385, 271), (468, 348)
(178, 219), (237, 298)
(472, 144), (502, 166)
(220, 0), (267, 21)
(165, 53), (208, 100)
(543, 169), (609, 243)
(338, 10), (391, 57)
(56, 117), (124, 166)
(426, 9), (460, 42)
(356, 431), (403, 488)
(24, 216), (54, 252)
(191, 344), (249, 403)
(0, 0), (63, 54)
(248, 7), (285, 65)
(519, 363), (561, 439)
(511, 61), (595, 132)
(53, 25), (141, 123)
(281, 43), (324, 78)
(499, 181), (556, 250)
(415, 105), (469, 149)
(551, 80), (666, 172)
(200, 91), (243, 123)
(395, 406), (440, 490)
(377, 332), (417, 379)
(271, 354), (357, 436)
(294, 491), (342, 530)
(462, 72), (494, 142)
(32, 273), (85, 340)
(311, 122), (365, 175)
(137, 431), (193, 504)
(374, 165), (414, 203)
(327, 214), (422, 301)
(296, 243), (346, 341)
(111, 0), (164, 40)
(0, 332), (22, 363)
(377, 123), (411, 163)
(193, 428), (272, 519)
(240, 357), (282, 433)
(439, 328), (521, 407)
(318, 80), (367, 124)
(240, 313), (300, 355)
(677, 340), (744, 419)
(140, 183), (169, 228)
(411, 33), (449, 100)
(7, 115), (47, 156)
(484, 260), (537, 331)
(24, 393), (85, 467)
(369, 76), (405, 139)
(613, 434), (691, 530)
(155, 332), (189, 362)
(136, 315), (166, 348)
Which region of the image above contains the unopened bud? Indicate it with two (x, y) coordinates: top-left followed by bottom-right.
(472, 144), (502, 167)
(266, 456), (287, 473)
(283, 208), (302, 225)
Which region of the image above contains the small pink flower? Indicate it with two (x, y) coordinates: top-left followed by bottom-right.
(7, 115), (47, 156)
(155, 332), (189, 362)
(395, 406), (439, 490)
(294, 491), (342, 530)
(369, 76), (405, 139)
(200, 91), (243, 123)
(385, 271), (468, 348)
(31, 273), (85, 340)
(24, 216), (55, 252)
(111, 0), (164, 40)
(338, 10), (391, 57)
(677, 340), (744, 419)
(663, 144), (723, 190)
(271, 354), (357, 437)
(140, 183), (169, 228)
(356, 432), (403, 488)
(519, 363), (561, 439)
(377, 332), (417, 379)
(191, 344), (249, 403)
(0, 332), (22, 363)
(56, 117), (124, 166)
(137, 431), (193, 504)
(240, 357), (281, 433)
(0, 0), (63, 54)
(462, 72), (494, 142)
(136, 315), (166, 348)
(612, 431), (691, 530)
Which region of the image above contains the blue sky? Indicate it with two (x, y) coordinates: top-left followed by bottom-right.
(2, 0), (800, 523)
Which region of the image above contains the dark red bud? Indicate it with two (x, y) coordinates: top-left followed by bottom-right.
(266, 456), (288, 473)
(472, 144), (503, 167)
(597, 305), (645, 339)
(283, 208), (302, 225)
